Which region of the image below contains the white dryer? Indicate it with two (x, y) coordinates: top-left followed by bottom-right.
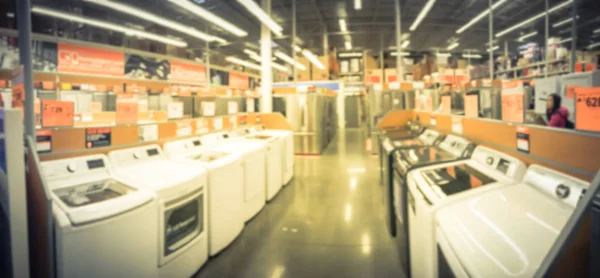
(250, 125), (294, 185)
(108, 145), (208, 278)
(436, 165), (589, 278)
(211, 132), (268, 221)
(407, 146), (527, 278)
(41, 155), (158, 278)
(163, 137), (245, 256)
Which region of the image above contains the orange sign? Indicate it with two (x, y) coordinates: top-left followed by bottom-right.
(441, 96), (451, 114)
(90, 102), (103, 113)
(502, 80), (523, 90)
(464, 95), (479, 118)
(566, 85), (577, 99)
(229, 72), (249, 89)
(58, 44), (124, 76)
(501, 92), (524, 123)
(575, 87), (600, 132)
(170, 61), (207, 85)
(116, 101), (138, 124)
(42, 81), (55, 90)
(41, 100), (75, 127)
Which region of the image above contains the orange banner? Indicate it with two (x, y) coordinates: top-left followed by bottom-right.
(41, 100), (74, 127)
(58, 44), (124, 76)
(229, 72), (249, 89)
(575, 87), (600, 132)
(170, 61), (207, 85)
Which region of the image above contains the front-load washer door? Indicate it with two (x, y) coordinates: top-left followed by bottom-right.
(160, 188), (204, 266)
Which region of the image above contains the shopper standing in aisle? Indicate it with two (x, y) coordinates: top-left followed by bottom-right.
(546, 93), (571, 128)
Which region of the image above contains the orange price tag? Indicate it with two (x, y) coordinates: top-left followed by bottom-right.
(41, 100), (74, 127)
(42, 81), (55, 90)
(575, 87), (600, 132)
(464, 95), (479, 118)
(90, 102), (103, 113)
(566, 85), (578, 99)
(501, 92), (524, 123)
(441, 96), (451, 114)
(0, 80), (6, 88)
(116, 102), (139, 124)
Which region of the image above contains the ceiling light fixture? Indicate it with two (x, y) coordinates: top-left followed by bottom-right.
(559, 37), (572, 43)
(274, 51), (307, 71)
(244, 49), (259, 57)
(302, 49), (325, 70)
(487, 45), (500, 52)
(456, 0), (508, 34)
(167, 0), (247, 37)
(271, 62), (289, 72)
(293, 45), (303, 52)
(226, 56), (261, 70)
(391, 52), (410, 56)
(552, 16), (578, 28)
(339, 52), (363, 58)
(410, 0), (436, 31)
(436, 53), (451, 58)
(31, 6), (187, 47)
(588, 42), (600, 49)
(83, 0), (224, 43)
(401, 40), (410, 49)
(236, 0), (283, 36)
(354, 0), (362, 10)
(345, 41), (352, 50)
(447, 42), (459, 50)
(594, 29), (600, 34)
(496, 0), (573, 37)
(517, 31), (538, 42)
(339, 19), (348, 32)
(462, 54), (482, 59)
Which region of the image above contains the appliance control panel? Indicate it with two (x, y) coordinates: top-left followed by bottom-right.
(163, 137), (204, 156)
(524, 165), (589, 207)
(471, 146), (526, 180)
(109, 145), (165, 167)
(438, 135), (473, 157)
(199, 133), (223, 146)
(418, 129), (440, 145)
(42, 154), (110, 180)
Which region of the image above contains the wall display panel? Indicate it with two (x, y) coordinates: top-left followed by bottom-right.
(125, 53), (169, 80)
(0, 36), (57, 72)
(210, 69), (229, 86)
(58, 44), (123, 77)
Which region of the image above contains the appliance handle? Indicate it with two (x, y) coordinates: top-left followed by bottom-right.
(163, 187), (204, 210)
(416, 185), (432, 206)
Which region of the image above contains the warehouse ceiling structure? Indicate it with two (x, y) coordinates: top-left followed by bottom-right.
(0, 0), (599, 67)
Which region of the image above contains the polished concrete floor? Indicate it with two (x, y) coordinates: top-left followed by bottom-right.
(195, 128), (405, 278)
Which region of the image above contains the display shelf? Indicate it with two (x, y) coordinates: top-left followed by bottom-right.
(516, 70), (570, 80)
(495, 58), (568, 75)
(340, 72), (364, 76)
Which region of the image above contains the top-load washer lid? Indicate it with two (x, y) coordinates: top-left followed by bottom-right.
(436, 165), (589, 278)
(421, 163), (497, 197)
(53, 178), (135, 208)
(188, 151), (231, 162)
(384, 129), (442, 152)
(398, 147), (457, 167)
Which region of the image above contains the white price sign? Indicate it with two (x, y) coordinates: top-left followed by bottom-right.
(202, 101), (216, 116)
(246, 98), (255, 113)
(167, 102), (184, 119)
(228, 101), (238, 114)
(213, 117), (223, 130)
(138, 124), (158, 142)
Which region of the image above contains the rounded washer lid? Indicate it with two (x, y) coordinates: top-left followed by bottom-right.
(436, 184), (574, 278)
(114, 160), (206, 190)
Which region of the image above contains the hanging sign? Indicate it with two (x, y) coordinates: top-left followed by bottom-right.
(58, 44), (124, 76)
(229, 72), (249, 89)
(516, 126), (531, 153)
(41, 100), (74, 127)
(228, 101), (239, 114)
(501, 80), (525, 123)
(170, 61), (207, 85)
(86, 127), (111, 148)
(575, 87), (600, 132)
(35, 130), (52, 154)
(138, 124), (158, 142)
(441, 96), (451, 114)
(464, 94), (479, 118)
(167, 102), (184, 119)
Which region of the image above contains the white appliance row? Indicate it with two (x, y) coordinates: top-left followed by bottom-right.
(402, 144), (590, 278)
(41, 126), (294, 278)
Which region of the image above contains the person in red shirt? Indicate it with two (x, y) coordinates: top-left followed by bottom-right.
(546, 93), (569, 128)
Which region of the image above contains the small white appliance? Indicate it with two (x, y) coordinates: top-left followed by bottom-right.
(250, 125), (295, 185)
(212, 131), (268, 221)
(407, 146), (527, 278)
(108, 145), (208, 278)
(163, 137), (245, 257)
(436, 164), (589, 278)
(41, 154), (158, 278)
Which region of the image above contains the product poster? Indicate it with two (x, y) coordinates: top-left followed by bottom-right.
(86, 127), (111, 148)
(170, 61), (207, 85)
(125, 53), (170, 80)
(229, 72), (249, 89)
(0, 36), (58, 72)
(58, 44), (123, 76)
(574, 87), (600, 132)
(138, 124), (158, 142)
(210, 69), (229, 86)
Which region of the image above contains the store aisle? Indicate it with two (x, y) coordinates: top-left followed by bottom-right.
(194, 129), (405, 278)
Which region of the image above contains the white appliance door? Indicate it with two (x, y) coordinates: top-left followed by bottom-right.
(245, 152), (266, 201)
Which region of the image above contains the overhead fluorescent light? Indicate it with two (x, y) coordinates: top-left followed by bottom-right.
(456, 0), (508, 34)
(518, 31), (538, 42)
(462, 54), (482, 59)
(560, 37), (572, 43)
(447, 42), (459, 50)
(552, 16), (577, 28)
(487, 45), (500, 52)
(401, 40), (410, 49)
(243, 49), (259, 56)
(83, 0), (224, 43)
(345, 41), (352, 50)
(410, 0), (436, 31)
(31, 6), (187, 47)
(339, 19), (347, 32)
(226, 56), (261, 70)
(236, 0), (283, 36)
(167, 0), (247, 37)
(588, 42), (600, 49)
(436, 53), (451, 58)
(302, 49), (325, 70)
(594, 29), (600, 34)
(496, 0), (573, 38)
(293, 45), (303, 52)
(274, 51), (307, 71)
(391, 52), (410, 56)
(271, 62), (289, 72)
(339, 52), (363, 58)
(355, 0), (362, 10)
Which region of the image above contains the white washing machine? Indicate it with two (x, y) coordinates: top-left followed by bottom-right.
(211, 131), (268, 221)
(250, 125), (294, 185)
(407, 146), (527, 278)
(41, 155), (158, 278)
(435, 165), (589, 278)
(163, 137), (245, 256)
(108, 145), (208, 278)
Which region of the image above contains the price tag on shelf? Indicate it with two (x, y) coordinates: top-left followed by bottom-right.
(575, 87), (600, 132)
(195, 119), (209, 134)
(228, 101), (238, 114)
(167, 102), (184, 119)
(202, 101), (216, 116)
(86, 127), (111, 149)
(246, 98), (255, 113)
(176, 121), (193, 137)
(90, 102), (102, 113)
(389, 82), (400, 89)
(213, 117), (223, 130)
(501, 81), (525, 123)
(297, 85), (309, 93)
(441, 96), (451, 114)
(516, 126), (530, 153)
(116, 102), (138, 124)
(138, 124), (158, 142)
(229, 115), (237, 129)
(41, 100), (74, 128)
(36, 130), (52, 154)
(451, 117), (463, 134)
(138, 100), (148, 113)
(464, 95), (479, 118)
